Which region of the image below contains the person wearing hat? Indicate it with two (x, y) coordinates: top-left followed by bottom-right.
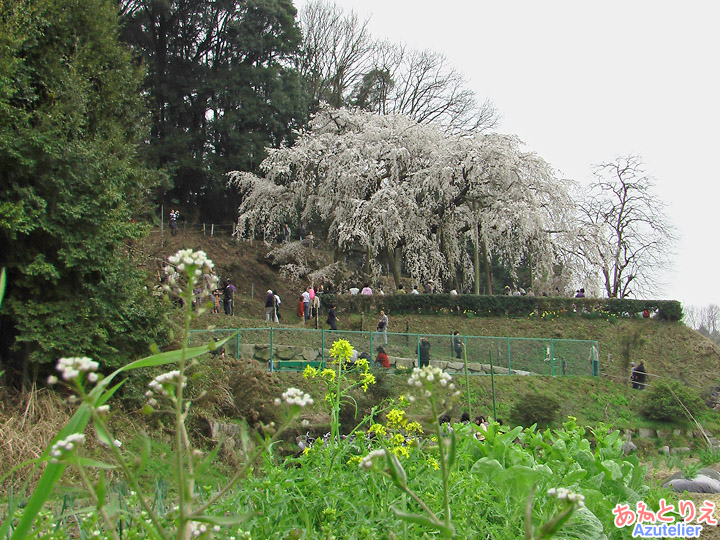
(265, 290), (278, 322)
(423, 280), (435, 294)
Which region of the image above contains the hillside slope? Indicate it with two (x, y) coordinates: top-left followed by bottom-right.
(139, 230), (720, 396)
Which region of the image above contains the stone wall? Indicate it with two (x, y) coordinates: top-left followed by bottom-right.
(238, 344), (535, 375)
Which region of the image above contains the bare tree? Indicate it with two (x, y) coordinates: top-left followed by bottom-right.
(685, 305), (720, 335)
(297, 0), (374, 108)
(298, 1), (499, 133)
(379, 46), (498, 133)
(576, 156), (676, 298)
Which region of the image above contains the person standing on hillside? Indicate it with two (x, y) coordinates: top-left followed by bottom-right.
(327, 304), (339, 330)
(169, 209), (179, 236)
(275, 293), (282, 322)
(223, 279), (236, 315)
(301, 287), (311, 322)
(418, 338), (431, 367)
(283, 223), (291, 243)
(376, 309), (389, 344)
(452, 331), (464, 359)
(265, 290), (278, 323)
(635, 361), (647, 390)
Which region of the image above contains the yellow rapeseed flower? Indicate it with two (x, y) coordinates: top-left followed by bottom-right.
(303, 365), (318, 379)
(393, 433), (406, 445)
(406, 421), (423, 434)
(361, 371), (376, 392)
(368, 423), (387, 437)
(426, 457), (440, 470)
(347, 455), (362, 465)
(392, 446), (410, 459)
(329, 339), (354, 363)
(320, 368), (336, 382)
(386, 408), (407, 429)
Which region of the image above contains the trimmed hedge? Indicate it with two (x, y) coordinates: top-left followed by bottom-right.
(321, 293), (683, 322)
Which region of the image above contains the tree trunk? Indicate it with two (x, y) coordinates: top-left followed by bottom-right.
(473, 229), (481, 295)
(481, 238), (493, 295)
(386, 244), (401, 287)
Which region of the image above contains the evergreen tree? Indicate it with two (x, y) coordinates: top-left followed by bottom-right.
(0, 0), (169, 381)
(120, 0), (308, 221)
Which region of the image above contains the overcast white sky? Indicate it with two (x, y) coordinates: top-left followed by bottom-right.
(296, 0), (720, 310)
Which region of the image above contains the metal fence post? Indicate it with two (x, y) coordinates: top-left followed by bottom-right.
(507, 337), (512, 374)
(416, 334), (420, 367)
(550, 338), (555, 376)
(236, 330), (239, 359)
(463, 336), (471, 419)
(270, 327), (274, 372)
(321, 329), (325, 368)
(490, 350), (497, 420)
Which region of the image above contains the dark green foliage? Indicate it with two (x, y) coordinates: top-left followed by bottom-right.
(0, 0), (169, 375)
(120, 0), (308, 221)
(323, 294), (683, 322)
(510, 392), (561, 428)
(641, 380), (705, 423)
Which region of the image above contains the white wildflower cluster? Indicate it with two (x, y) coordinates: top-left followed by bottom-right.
(146, 370), (187, 404)
(277, 387), (314, 407)
(168, 249), (214, 275)
(189, 522), (222, 538)
(49, 433), (86, 463)
(359, 449), (386, 470)
(406, 366), (461, 399)
(50, 357), (99, 383)
(547, 487), (585, 508)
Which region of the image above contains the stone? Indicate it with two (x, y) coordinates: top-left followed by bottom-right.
(660, 445), (670, 455)
(656, 429), (671, 439)
(621, 440), (637, 454)
(301, 348), (319, 361)
(671, 447), (691, 454)
(276, 347), (300, 360)
(637, 428), (655, 439)
(236, 344), (256, 360)
(663, 472), (720, 493)
(210, 421), (242, 439)
(447, 362), (465, 371)
(673, 429), (683, 437)
(254, 347), (271, 361)
(395, 358), (415, 370)
(435, 361), (448, 371)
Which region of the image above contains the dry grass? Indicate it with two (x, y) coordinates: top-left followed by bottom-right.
(0, 385), (73, 491)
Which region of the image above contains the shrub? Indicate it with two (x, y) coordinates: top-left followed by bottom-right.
(510, 392), (561, 428)
(322, 293), (683, 321)
(641, 380), (705, 422)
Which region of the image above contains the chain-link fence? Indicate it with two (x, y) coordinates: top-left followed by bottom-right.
(189, 328), (600, 376)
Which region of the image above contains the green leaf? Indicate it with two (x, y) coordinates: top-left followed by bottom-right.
(192, 513), (256, 526)
(447, 430), (457, 469)
(386, 452), (407, 490)
(390, 505), (454, 537)
(93, 417), (114, 447)
(74, 457), (116, 470)
(117, 339), (232, 374)
(0, 267), (6, 309)
(95, 471), (106, 509)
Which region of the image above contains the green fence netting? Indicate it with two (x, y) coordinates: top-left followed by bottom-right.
(189, 328), (600, 377)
